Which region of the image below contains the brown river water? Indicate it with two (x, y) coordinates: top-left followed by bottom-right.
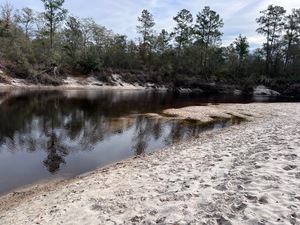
(0, 89), (296, 196)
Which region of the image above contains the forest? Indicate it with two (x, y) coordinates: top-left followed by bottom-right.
(0, 0), (299, 95)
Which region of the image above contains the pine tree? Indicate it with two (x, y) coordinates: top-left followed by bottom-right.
(41, 0), (68, 48)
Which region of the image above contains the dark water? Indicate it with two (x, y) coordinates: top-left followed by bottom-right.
(0, 89), (297, 196)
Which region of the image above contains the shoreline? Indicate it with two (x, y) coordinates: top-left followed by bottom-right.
(0, 75), (169, 92)
(0, 103), (300, 224)
(2, 74), (296, 98)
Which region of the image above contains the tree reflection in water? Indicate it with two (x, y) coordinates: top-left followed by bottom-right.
(44, 132), (67, 174)
(132, 116), (150, 156)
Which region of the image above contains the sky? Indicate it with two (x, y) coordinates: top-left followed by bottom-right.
(2, 0), (299, 49)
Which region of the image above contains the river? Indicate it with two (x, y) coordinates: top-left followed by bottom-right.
(0, 89), (296, 196)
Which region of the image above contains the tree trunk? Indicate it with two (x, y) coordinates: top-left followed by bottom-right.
(50, 6), (53, 48)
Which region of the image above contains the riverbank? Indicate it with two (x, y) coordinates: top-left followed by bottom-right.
(0, 69), (285, 96)
(0, 103), (300, 224)
(0, 73), (166, 91)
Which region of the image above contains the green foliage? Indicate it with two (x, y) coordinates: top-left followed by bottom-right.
(172, 9), (193, 49)
(234, 34), (249, 61)
(14, 7), (36, 38)
(239, 77), (255, 93)
(193, 6), (224, 74)
(136, 9), (155, 44)
(256, 5), (286, 76)
(136, 9), (155, 65)
(194, 6), (224, 46)
(0, 20), (35, 77)
(283, 9), (300, 77)
(0, 1), (299, 90)
(78, 52), (100, 74)
(41, 0), (68, 48)
(62, 16), (83, 68)
(171, 9), (193, 71)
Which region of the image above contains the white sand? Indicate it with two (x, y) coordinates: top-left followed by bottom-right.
(0, 103), (300, 225)
(0, 74), (167, 91)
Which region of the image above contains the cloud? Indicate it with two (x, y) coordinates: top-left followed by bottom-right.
(6, 0), (299, 48)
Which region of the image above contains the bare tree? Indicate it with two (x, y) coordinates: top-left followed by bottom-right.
(0, 1), (13, 26)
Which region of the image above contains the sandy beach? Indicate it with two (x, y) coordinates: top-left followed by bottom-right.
(0, 103), (299, 225)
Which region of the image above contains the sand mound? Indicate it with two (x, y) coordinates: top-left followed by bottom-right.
(163, 103), (268, 122)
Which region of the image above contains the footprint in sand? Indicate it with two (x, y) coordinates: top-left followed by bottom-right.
(214, 183), (228, 191)
(283, 165), (297, 171)
(258, 195), (268, 204)
(284, 154), (297, 160)
(231, 203), (247, 212)
(216, 216), (232, 225)
(245, 194), (257, 203)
